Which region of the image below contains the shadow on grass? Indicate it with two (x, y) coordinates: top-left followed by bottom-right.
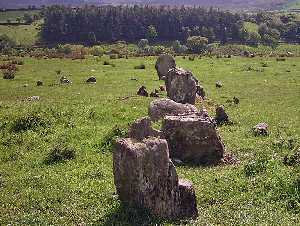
(98, 204), (164, 226)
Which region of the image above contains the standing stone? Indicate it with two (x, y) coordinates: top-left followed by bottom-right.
(136, 86), (148, 97)
(113, 137), (198, 219)
(155, 54), (176, 80)
(162, 109), (226, 165)
(148, 98), (198, 122)
(165, 67), (197, 105)
(216, 105), (232, 125)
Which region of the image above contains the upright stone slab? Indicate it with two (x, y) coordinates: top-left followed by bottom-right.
(162, 109), (226, 165)
(155, 54), (176, 80)
(113, 137), (198, 219)
(148, 98), (198, 122)
(165, 67), (197, 105)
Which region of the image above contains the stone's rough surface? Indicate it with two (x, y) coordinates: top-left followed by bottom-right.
(216, 105), (229, 124)
(22, 84), (29, 87)
(60, 77), (70, 83)
(155, 54), (176, 80)
(37, 80), (42, 86)
(162, 109), (226, 165)
(127, 117), (162, 140)
(252, 123), (269, 136)
(136, 85), (148, 97)
(216, 81), (222, 87)
(113, 137), (198, 219)
(178, 179), (198, 217)
(148, 98), (198, 122)
(86, 76), (97, 83)
(165, 67), (198, 105)
(196, 85), (205, 99)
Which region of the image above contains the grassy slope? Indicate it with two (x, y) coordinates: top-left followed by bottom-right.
(0, 23), (41, 45)
(0, 11), (27, 23)
(0, 54), (300, 225)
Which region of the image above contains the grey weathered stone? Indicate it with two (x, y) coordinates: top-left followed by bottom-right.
(86, 76), (97, 83)
(252, 123), (269, 136)
(162, 109), (226, 165)
(155, 54), (176, 80)
(165, 67), (198, 105)
(127, 117), (162, 140)
(113, 137), (198, 219)
(136, 86), (148, 97)
(22, 84), (29, 87)
(148, 98), (198, 122)
(159, 85), (166, 92)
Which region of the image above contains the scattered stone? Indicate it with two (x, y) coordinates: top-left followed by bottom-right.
(233, 96), (239, 104)
(162, 109), (226, 165)
(148, 98), (198, 122)
(155, 54), (176, 80)
(252, 123), (269, 136)
(60, 77), (70, 83)
(159, 85), (166, 91)
(154, 88), (160, 94)
(216, 81), (222, 88)
(131, 78), (138, 81)
(150, 92), (159, 97)
(136, 86), (148, 97)
(3, 72), (14, 79)
(22, 84), (29, 87)
(277, 58), (285, 61)
(113, 137), (198, 219)
(216, 105), (232, 125)
(22, 96), (42, 102)
(127, 117), (162, 140)
(196, 85), (205, 99)
(287, 52), (293, 57)
(86, 76), (97, 83)
(165, 67), (197, 105)
(37, 80), (42, 86)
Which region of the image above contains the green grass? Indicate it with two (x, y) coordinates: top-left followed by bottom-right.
(0, 11), (28, 23)
(0, 53), (300, 225)
(0, 23), (41, 45)
(244, 22), (259, 32)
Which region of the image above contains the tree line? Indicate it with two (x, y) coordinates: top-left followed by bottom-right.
(40, 4), (244, 44)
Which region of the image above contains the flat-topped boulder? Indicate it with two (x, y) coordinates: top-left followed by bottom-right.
(148, 98), (198, 122)
(162, 109), (226, 165)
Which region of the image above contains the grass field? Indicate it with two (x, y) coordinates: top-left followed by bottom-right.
(0, 11), (27, 23)
(0, 54), (300, 225)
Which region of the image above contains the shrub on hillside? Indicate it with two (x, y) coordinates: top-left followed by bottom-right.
(44, 142), (76, 164)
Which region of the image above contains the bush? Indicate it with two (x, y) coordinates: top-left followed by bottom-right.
(44, 142), (76, 164)
(11, 112), (48, 132)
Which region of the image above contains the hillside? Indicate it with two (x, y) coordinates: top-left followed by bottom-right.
(0, 0), (297, 12)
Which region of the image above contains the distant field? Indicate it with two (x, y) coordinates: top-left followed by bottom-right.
(0, 11), (27, 23)
(272, 0), (300, 13)
(0, 23), (40, 45)
(244, 22), (259, 32)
